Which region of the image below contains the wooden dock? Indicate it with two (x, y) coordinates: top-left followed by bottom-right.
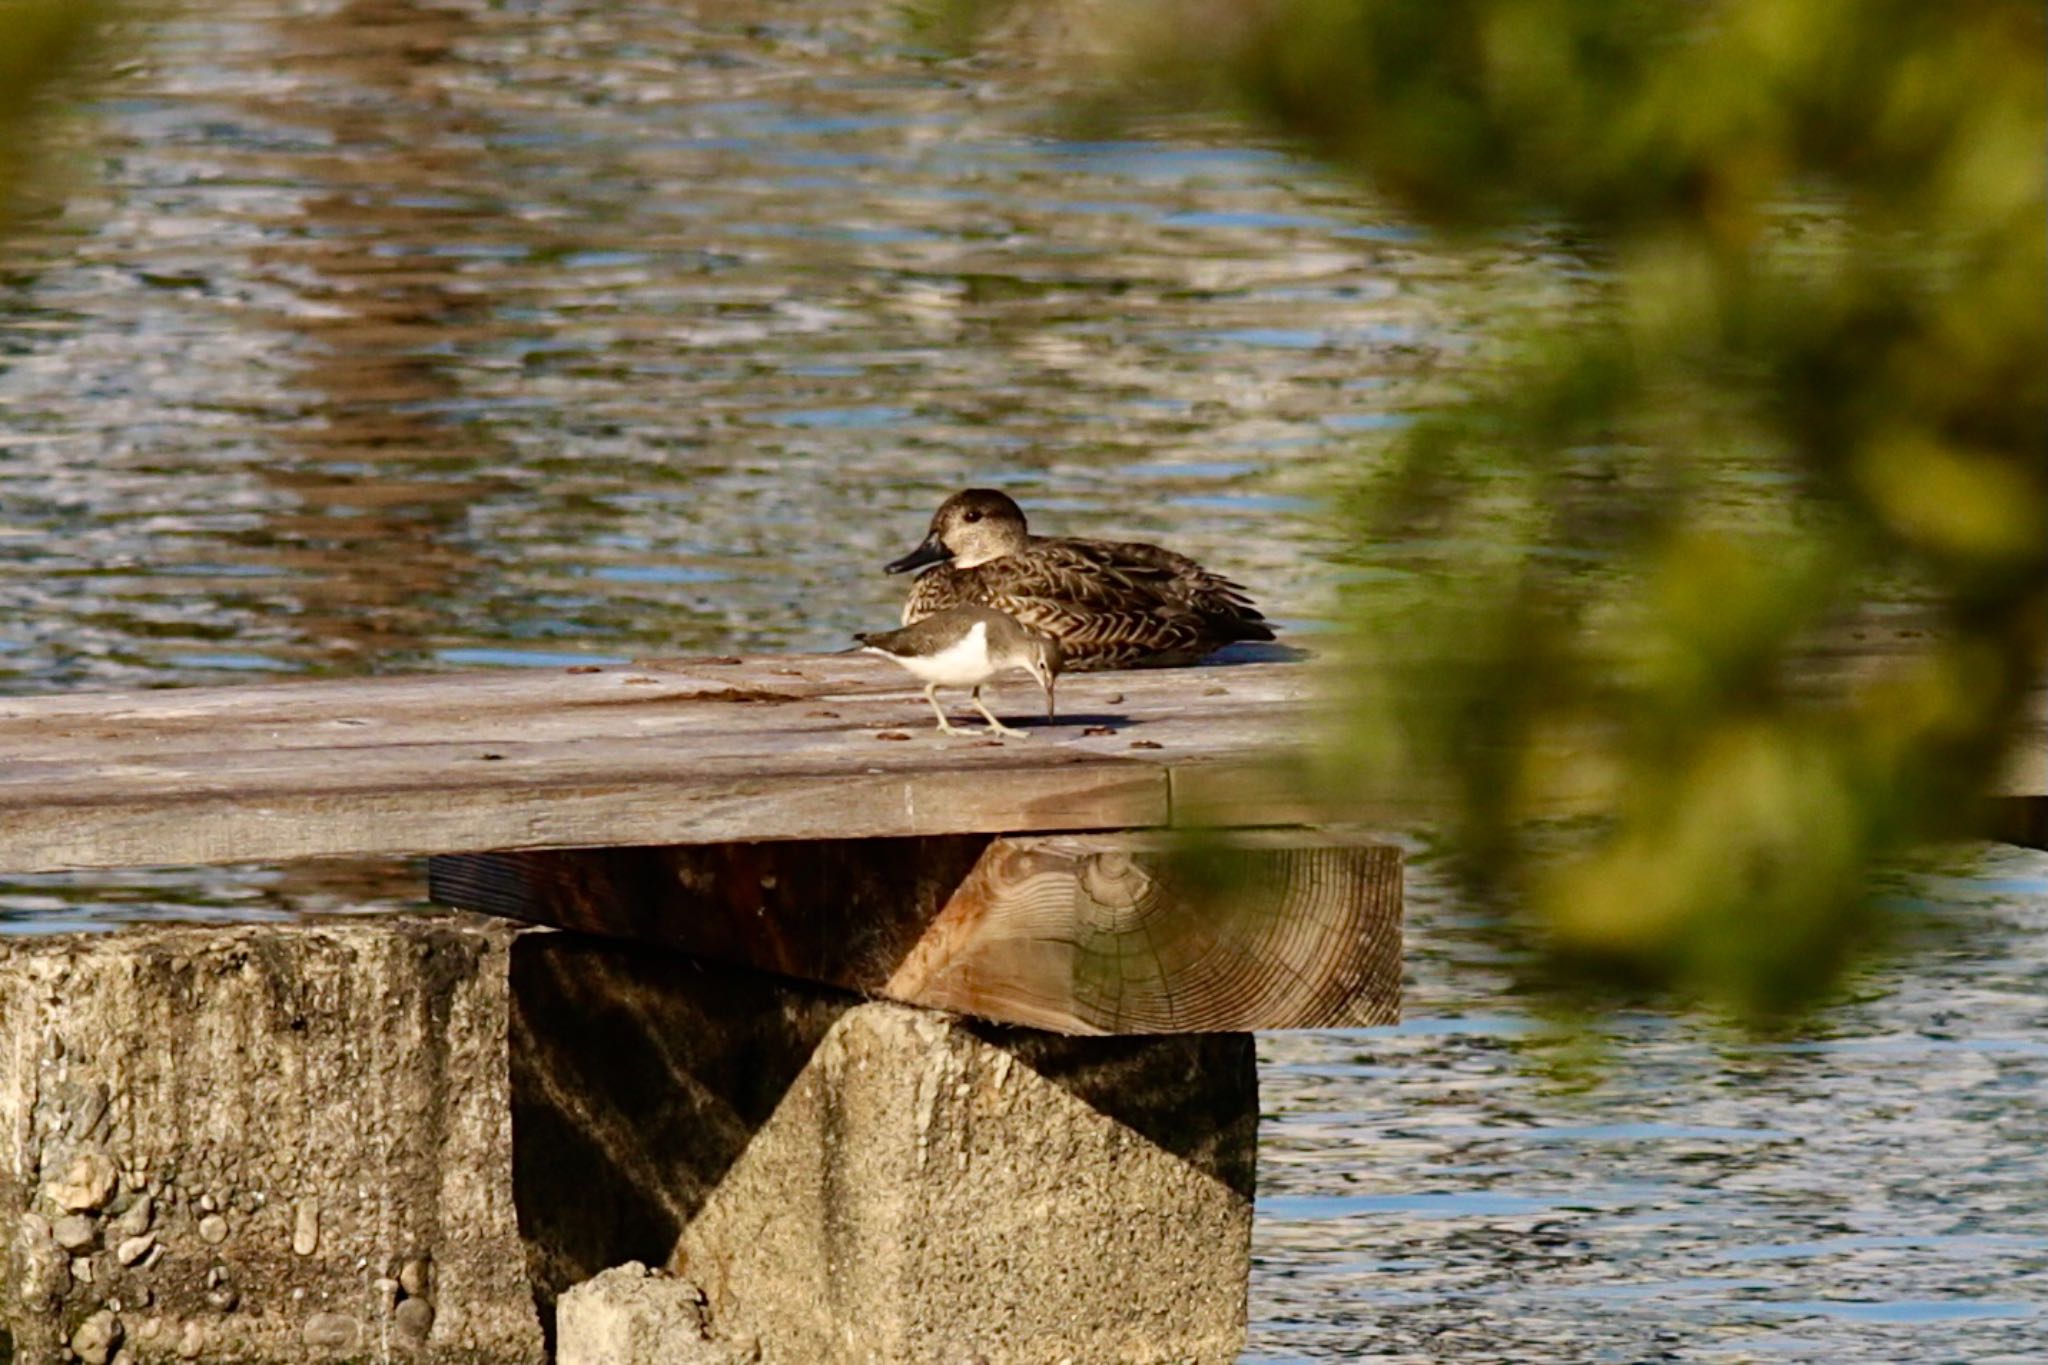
(0, 650), (1403, 1034)
(4, 648), (2036, 871)
(0, 649), (2040, 1032)
(0, 652), (1324, 873)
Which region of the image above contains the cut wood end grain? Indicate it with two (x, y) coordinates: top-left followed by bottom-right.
(429, 827), (1402, 1035)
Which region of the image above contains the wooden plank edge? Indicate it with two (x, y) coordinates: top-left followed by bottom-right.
(0, 766), (1170, 875)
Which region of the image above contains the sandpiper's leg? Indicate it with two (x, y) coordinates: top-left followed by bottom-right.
(925, 684), (964, 735)
(971, 685), (1028, 739)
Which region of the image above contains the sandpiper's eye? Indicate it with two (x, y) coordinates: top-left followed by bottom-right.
(963, 510), (982, 523)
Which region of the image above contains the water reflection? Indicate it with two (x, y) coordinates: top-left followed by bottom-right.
(0, 858), (421, 935)
(0, 0), (1494, 695)
(238, 0), (509, 672)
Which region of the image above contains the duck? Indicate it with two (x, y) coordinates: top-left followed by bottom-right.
(854, 605), (1061, 738)
(883, 489), (1274, 670)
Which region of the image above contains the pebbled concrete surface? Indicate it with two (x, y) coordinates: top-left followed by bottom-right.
(0, 914), (545, 1363)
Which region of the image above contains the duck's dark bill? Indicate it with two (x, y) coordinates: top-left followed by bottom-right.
(885, 536), (951, 574)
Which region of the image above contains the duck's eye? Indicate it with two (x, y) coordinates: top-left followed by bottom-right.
(963, 510), (982, 523)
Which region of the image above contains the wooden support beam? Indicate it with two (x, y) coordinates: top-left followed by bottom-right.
(429, 830), (1401, 1035)
(1992, 796), (2048, 852)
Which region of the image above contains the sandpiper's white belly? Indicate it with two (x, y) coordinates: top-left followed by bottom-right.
(881, 623), (993, 687)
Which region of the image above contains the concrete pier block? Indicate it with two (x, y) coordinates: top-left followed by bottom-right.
(0, 917), (1256, 1364)
(515, 934), (1257, 1365)
(0, 916), (545, 1363)
(686, 1007), (1256, 1364)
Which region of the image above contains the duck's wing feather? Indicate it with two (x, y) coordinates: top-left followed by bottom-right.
(903, 566), (976, 624)
(975, 541), (1160, 606)
(1043, 538), (1272, 638)
(997, 595), (1212, 670)
(1097, 540), (1265, 616)
(902, 539), (1273, 660)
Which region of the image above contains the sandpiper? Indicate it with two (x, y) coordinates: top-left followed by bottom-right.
(884, 489), (1274, 670)
(855, 605), (1061, 738)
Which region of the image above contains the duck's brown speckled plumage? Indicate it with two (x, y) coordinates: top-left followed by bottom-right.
(886, 490), (1273, 671)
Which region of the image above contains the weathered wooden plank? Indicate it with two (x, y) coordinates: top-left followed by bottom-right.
(0, 758), (1171, 872)
(1169, 704), (2048, 819)
(2003, 733), (2048, 801)
(0, 655), (1314, 760)
(428, 829), (1402, 1035)
(0, 647), (2035, 874)
(0, 657), (881, 750)
(0, 656), (1313, 872)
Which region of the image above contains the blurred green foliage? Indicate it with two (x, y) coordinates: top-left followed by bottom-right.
(961, 0), (2046, 1017)
(0, 0), (102, 224)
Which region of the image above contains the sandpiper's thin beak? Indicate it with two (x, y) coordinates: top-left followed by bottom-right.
(1043, 676), (1057, 721)
(885, 534), (950, 575)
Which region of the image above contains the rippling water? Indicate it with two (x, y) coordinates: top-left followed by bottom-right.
(0, 0), (1522, 697)
(1253, 843), (2048, 1362)
(1, 2), (2041, 1360)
